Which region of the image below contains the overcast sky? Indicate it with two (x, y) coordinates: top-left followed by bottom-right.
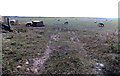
(0, 0), (119, 18)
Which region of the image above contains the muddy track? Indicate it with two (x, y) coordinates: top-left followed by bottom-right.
(31, 30), (107, 74)
(69, 31), (104, 74)
(31, 34), (60, 74)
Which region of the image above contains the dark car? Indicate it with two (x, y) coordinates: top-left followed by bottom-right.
(0, 22), (13, 32)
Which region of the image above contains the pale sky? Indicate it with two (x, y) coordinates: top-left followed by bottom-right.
(0, 0), (119, 18)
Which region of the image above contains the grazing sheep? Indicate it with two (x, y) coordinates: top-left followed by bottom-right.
(15, 20), (19, 25)
(64, 21), (68, 24)
(18, 23), (21, 25)
(94, 21), (97, 23)
(98, 22), (104, 27)
(10, 20), (16, 25)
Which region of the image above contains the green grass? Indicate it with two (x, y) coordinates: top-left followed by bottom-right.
(2, 17), (119, 74)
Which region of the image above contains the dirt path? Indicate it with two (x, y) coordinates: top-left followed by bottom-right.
(31, 34), (60, 73)
(31, 30), (106, 74)
(69, 31), (104, 74)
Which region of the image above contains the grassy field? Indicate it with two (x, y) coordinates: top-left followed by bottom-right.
(2, 17), (119, 74)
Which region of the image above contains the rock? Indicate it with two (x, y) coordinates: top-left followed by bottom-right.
(97, 68), (102, 71)
(37, 53), (40, 56)
(34, 69), (38, 73)
(96, 63), (104, 68)
(26, 68), (30, 71)
(17, 65), (22, 69)
(25, 61), (29, 65)
(99, 63), (104, 67)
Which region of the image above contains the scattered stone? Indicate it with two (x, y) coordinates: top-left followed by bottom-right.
(99, 63), (104, 67)
(13, 71), (16, 73)
(97, 68), (102, 71)
(25, 61), (29, 65)
(37, 53), (40, 56)
(26, 68), (30, 71)
(34, 69), (38, 73)
(16, 65), (22, 69)
(96, 63), (104, 67)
